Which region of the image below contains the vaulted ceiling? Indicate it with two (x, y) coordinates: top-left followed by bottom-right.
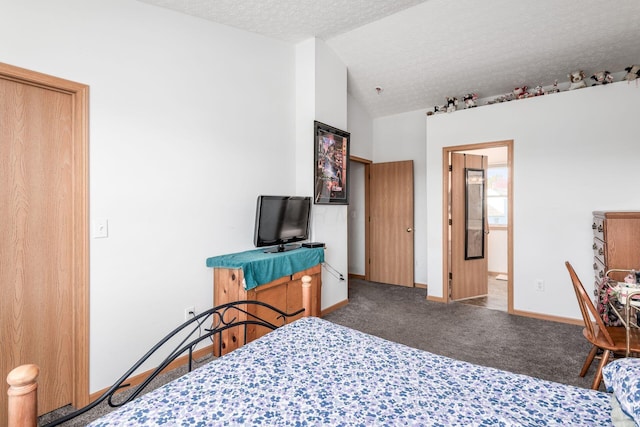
(138, 0), (640, 118)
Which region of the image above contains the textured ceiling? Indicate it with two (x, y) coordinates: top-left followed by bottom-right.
(137, 0), (426, 42)
(138, 0), (640, 118)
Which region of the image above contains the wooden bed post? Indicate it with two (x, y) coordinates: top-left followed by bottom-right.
(301, 275), (312, 317)
(7, 364), (39, 427)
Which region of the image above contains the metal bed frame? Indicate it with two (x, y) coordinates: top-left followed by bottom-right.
(41, 300), (305, 427)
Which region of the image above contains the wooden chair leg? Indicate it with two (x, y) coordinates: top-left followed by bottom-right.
(580, 345), (599, 377)
(591, 349), (611, 390)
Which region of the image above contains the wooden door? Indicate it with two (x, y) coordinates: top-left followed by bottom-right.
(369, 160), (414, 287)
(450, 153), (488, 300)
(0, 63), (89, 422)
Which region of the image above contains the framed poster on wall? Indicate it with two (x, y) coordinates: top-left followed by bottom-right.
(314, 121), (350, 205)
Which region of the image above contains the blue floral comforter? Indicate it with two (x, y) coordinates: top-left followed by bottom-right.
(90, 317), (611, 426)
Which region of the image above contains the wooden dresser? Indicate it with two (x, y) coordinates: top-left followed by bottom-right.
(592, 211), (640, 325)
(207, 247), (323, 355)
(212, 264), (321, 355)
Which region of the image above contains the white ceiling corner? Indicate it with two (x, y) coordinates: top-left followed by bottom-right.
(137, 0), (640, 118)
(136, 0), (427, 42)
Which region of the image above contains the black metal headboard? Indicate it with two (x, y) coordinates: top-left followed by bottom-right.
(44, 300), (304, 427)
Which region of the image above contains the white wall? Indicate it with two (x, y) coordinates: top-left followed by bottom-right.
(1, 0), (298, 391)
(295, 38), (349, 310)
(426, 82), (640, 320)
(372, 110), (429, 285)
(346, 93), (373, 276)
(488, 229), (508, 274)
(348, 93), (374, 160)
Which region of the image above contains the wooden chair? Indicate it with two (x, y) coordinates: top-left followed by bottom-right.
(565, 261), (640, 390)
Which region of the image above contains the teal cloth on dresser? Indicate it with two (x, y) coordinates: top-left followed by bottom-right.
(206, 247), (324, 290)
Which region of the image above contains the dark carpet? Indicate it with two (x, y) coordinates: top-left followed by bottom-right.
(40, 278), (595, 425)
(324, 278), (594, 389)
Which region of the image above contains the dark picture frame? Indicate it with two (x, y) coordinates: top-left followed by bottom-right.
(314, 121), (350, 205)
(465, 168), (485, 260)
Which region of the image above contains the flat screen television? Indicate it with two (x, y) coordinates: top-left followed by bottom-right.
(253, 195), (311, 253)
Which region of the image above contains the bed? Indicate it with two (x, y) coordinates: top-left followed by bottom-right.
(79, 315), (616, 426)
(82, 314), (624, 426)
(8, 281), (637, 427)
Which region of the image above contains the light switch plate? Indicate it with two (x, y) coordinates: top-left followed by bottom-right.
(92, 219), (109, 238)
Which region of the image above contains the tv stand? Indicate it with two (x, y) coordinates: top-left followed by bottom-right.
(206, 247), (324, 355)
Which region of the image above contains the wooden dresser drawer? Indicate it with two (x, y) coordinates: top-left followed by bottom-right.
(592, 216), (605, 241)
(592, 238), (606, 264)
(593, 257), (605, 281)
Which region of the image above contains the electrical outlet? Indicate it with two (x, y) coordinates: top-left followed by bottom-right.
(184, 306), (195, 320)
(535, 279), (545, 292)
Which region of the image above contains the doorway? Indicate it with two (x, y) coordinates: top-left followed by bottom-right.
(442, 141), (513, 313)
(348, 157), (415, 287)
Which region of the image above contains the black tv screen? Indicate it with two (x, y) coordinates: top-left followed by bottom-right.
(253, 195), (311, 252)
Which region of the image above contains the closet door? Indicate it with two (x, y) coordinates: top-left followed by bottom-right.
(369, 160), (414, 287)
(0, 63), (89, 420)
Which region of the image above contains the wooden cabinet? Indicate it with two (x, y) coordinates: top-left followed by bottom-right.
(593, 211), (640, 325)
(212, 264), (321, 356)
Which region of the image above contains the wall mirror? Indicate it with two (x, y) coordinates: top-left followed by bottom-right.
(465, 168), (485, 259)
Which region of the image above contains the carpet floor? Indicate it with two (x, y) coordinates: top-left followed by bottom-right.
(324, 279), (594, 389)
